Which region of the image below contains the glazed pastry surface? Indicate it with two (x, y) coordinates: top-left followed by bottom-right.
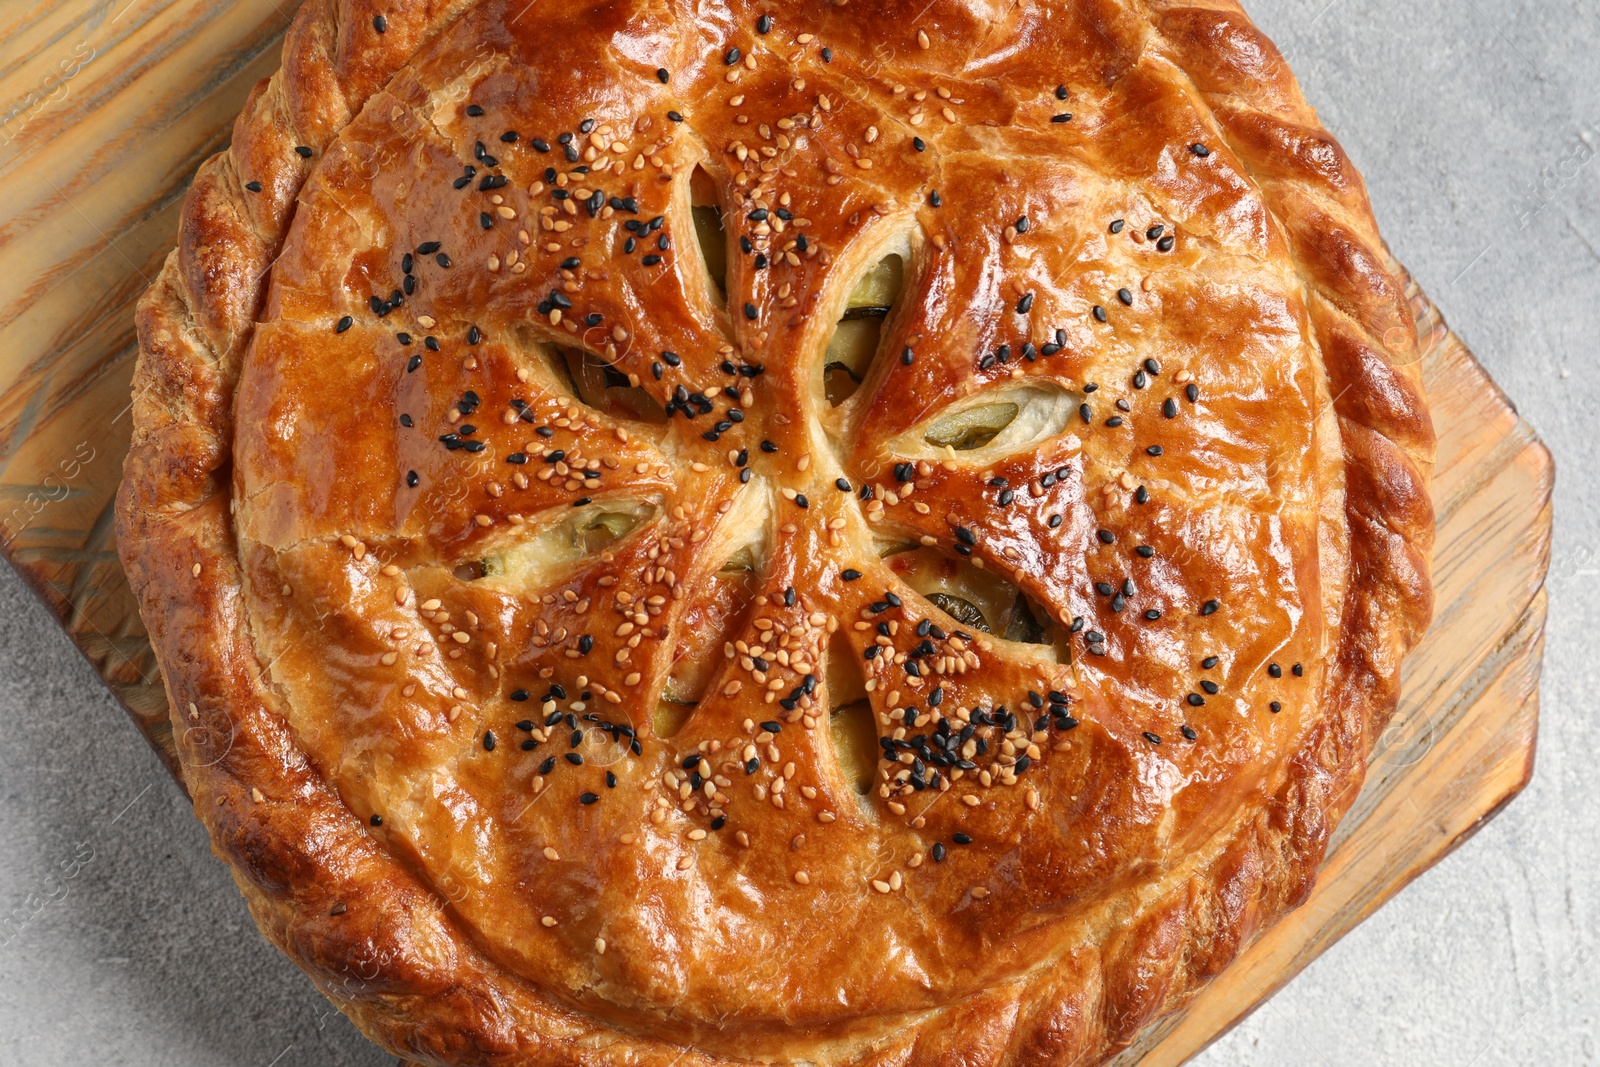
(118, 1), (1436, 1063)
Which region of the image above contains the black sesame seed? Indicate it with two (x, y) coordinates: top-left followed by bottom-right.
(1144, 608), (1162, 620)
(244, 180), (262, 192)
(1190, 143), (1210, 157)
(373, 14), (386, 32)
(1097, 529), (1115, 544)
(1016, 292), (1035, 314)
(1146, 445), (1164, 456)
(744, 302), (758, 320)
(757, 13), (773, 32)
(405, 470), (419, 487)
(929, 190), (942, 207)
(335, 315), (353, 333)
(1201, 600), (1220, 616)
(1110, 219), (1125, 233)
(483, 731), (496, 750)
(1270, 701), (1283, 713)
(1136, 545), (1155, 558)
(1157, 235), (1175, 252)
(657, 67), (670, 83)
(1092, 305), (1107, 323)
(295, 145), (313, 158)
(579, 792), (599, 805)
(952, 833), (973, 845)
(1269, 663), (1282, 678)
(1202, 656), (1219, 669)
(1181, 725), (1197, 740)
(1143, 731), (1161, 745)
(913, 136), (926, 151)
(842, 569), (862, 581)
(725, 46), (741, 64)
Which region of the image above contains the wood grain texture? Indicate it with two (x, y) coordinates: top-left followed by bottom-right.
(0, 3), (1550, 1063)
(0, 0), (291, 778)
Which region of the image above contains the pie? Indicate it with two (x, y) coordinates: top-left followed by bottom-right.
(115, 0), (1437, 1063)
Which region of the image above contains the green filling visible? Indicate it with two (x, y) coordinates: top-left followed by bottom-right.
(692, 205), (727, 293)
(923, 402), (1020, 451)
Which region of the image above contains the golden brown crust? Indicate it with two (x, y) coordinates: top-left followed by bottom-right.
(116, 1), (1435, 1064)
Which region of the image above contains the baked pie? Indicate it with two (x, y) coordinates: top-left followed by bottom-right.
(117, 0), (1436, 1062)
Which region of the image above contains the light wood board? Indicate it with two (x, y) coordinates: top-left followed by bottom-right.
(0, 3), (1551, 1064)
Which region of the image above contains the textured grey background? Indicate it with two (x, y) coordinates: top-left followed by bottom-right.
(1, 0), (1596, 1064)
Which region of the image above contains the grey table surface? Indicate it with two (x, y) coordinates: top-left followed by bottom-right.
(2, 1), (1596, 1064)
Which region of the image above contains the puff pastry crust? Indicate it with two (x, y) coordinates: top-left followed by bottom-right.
(116, 0), (1436, 1063)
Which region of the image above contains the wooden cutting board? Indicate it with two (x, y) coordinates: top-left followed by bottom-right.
(0, 2), (1551, 1064)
